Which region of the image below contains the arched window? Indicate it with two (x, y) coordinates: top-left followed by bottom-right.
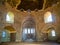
(2, 31), (6, 38)
(48, 28), (56, 37)
(6, 12), (14, 23)
(48, 28), (57, 41)
(44, 11), (53, 23)
(51, 30), (56, 36)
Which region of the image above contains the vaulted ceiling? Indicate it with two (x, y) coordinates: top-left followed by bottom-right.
(45, 0), (60, 9)
(17, 0), (44, 10)
(0, 0), (60, 10)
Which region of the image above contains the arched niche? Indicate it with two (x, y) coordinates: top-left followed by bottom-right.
(1, 26), (16, 42)
(47, 27), (58, 41)
(1, 30), (10, 42)
(22, 16), (36, 42)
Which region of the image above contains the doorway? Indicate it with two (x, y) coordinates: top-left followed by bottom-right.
(22, 28), (36, 42)
(2, 26), (16, 42)
(10, 33), (16, 42)
(22, 16), (36, 42)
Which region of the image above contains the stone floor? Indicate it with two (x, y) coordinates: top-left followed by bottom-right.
(0, 42), (60, 45)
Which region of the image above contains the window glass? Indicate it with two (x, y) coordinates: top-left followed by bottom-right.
(2, 31), (6, 37)
(28, 28), (30, 34)
(6, 12), (14, 23)
(51, 30), (56, 36)
(24, 28), (27, 34)
(31, 28), (35, 33)
(44, 12), (53, 23)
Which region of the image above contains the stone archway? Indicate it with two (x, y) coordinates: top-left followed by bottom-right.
(41, 26), (58, 41)
(22, 15), (36, 42)
(1, 26), (16, 42)
(40, 25), (56, 41)
(47, 27), (58, 41)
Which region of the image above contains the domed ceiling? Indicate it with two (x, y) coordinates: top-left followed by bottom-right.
(17, 0), (44, 10)
(0, 0), (60, 11)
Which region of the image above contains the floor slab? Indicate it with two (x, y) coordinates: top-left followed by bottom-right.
(0, 42), (60, 45)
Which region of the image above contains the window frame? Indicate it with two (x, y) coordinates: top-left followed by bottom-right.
(44, 11), (53, 23)
(6, 12), (14, 23)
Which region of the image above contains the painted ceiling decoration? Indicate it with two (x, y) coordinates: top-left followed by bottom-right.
(0, 0), (60, 11)
(17, 0), (44, 10)
(45, 0), (60, 9)
(6, 0), (21, 8)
